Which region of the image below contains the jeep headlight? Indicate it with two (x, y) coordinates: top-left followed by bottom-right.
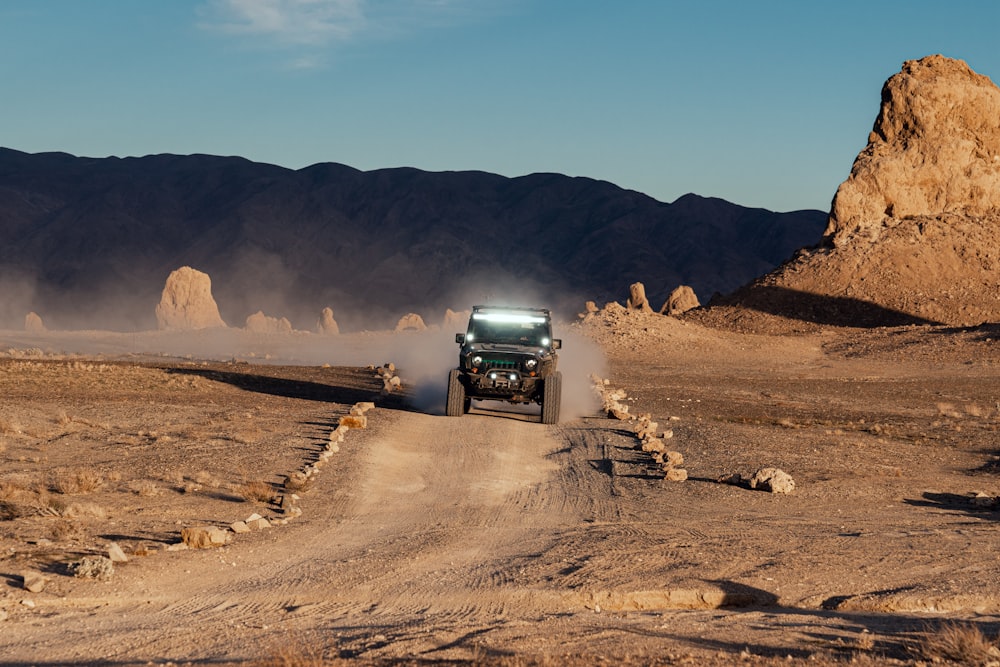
(524, 358), (538, 370)
(472, 355), (483, 366)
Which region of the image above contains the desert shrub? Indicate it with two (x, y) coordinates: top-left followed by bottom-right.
(51, 518), (87, 541)
(914, 622), (1000, 664)
(0, 474), (46, 505)
(52, 468), (105, 495)
(241, 480), (276, 503)
(59, 501), (107, 520)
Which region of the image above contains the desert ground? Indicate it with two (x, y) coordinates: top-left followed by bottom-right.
(0, 310), (998, 666)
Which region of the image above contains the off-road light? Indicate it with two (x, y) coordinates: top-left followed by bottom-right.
(472, 312), (547, 324)
(489, 372), (497, 380)
(509, 373), (517, 381)
(541, 337), (550, 346)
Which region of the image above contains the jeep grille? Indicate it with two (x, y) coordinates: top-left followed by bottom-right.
(483, 359), (517, 370)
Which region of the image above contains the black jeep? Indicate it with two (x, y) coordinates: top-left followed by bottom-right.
(446, 305), (562, 423)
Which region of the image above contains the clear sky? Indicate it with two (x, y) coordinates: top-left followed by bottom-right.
(1, 1), (998, 213)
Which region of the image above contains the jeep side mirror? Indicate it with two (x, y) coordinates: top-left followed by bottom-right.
(552, 339), (562, 350)
(455, 333), (466, 344)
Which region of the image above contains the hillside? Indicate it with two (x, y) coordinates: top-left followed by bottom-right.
(0, 149), (824, 331)
(698, 55), (1000, 330)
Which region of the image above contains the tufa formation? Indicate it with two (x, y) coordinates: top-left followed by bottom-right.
(155, 267), (227, 330)
(316, 307), (340, 335)
(711, 55), (1000, 328)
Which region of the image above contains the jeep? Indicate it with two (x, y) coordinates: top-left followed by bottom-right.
(446, 305), (562, 423)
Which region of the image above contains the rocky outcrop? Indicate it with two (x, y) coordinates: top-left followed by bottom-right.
(660, 286), (700, 316)
(24, 312), (45, 333)
(155, 267), (227, 330)
(705, 56), (1000, 328)
(316, 307), (339, 335)
(827, 55), (1000, 247)
(395, 313), (427, 332)
(626, 282), (653, 313)
(245, 311), (292, 333)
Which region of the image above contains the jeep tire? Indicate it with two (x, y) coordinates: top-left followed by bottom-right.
(446, 369), (467, 417)
(540, 371), (562, 424)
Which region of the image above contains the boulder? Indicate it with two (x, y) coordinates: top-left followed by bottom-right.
(749, 467), (795, 494)
(660, 285), (700, 316)
(155, 267), (227, 330)
(316, 307), (340, 335)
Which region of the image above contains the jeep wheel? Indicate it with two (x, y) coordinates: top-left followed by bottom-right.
(540, 371), (562, 424)
(446, 369), (467, 417)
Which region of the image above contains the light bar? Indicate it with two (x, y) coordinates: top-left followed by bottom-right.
(472, 312), (547, 323)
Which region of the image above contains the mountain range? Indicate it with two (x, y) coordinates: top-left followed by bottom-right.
(0, 148), (825, 331)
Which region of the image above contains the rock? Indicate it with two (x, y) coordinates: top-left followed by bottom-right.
(107, 542), (129, 563)
(664, 468), (688, 482)
(24, 312), (46, 333)
(354, 401), (375, 413)
(69, 556), (115, 580)
(636, 421), (659, 440)
(339, 415), (367, 429)
(246, 516), (271, 530)
(245, 310), (292, 333)
(180, 525), (231, 549)
(749, 468), (795, 494)
(828, 55), (1000, 247)
(230, 520), (251, 534)
(970, 492), (997, 508)
(0, 608), (8, 621)
(316, 307), (340, 335)
(21, 572), (46, 593)
(721, 55), (1000, 327)
(155, 267), (227, 330)
(660, 285), (700, 316)
(283, 471), (313, 492)
(663, 451), (685, 468)
(626, 282), (653, 312)
(395, 313), (427, 332)
(608, 406), (630, 421)
(640, 438), (665, 454)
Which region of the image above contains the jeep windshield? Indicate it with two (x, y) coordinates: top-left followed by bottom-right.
(466, 312), (551, 347)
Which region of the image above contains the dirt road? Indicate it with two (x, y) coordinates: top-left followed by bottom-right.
(1, 321), (999, 664)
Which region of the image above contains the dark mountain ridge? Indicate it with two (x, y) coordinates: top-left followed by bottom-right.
(0, 148), (826, 331)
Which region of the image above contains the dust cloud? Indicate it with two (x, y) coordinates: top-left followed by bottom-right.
(0, 315), (605, 423)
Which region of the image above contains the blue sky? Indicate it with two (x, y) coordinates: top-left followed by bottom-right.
(1, 1), (998, 212)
